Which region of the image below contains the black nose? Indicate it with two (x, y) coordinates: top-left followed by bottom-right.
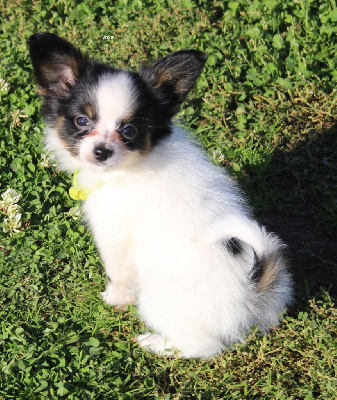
(93, 145), (114, 162)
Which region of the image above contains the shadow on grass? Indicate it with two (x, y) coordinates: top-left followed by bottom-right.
(243, 124), (337, 302)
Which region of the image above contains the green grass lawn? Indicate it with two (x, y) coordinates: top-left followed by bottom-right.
(0, 0), (336, 398)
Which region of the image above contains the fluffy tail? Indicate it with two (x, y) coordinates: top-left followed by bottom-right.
(202, 215), (293, 296)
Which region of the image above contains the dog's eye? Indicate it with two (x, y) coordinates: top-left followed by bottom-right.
(75, 115), (90, 128)
(120, 124), (138, 140)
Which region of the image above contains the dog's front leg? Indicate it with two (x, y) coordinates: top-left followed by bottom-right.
(96, 232), (138, 306)
(83, 189), (138, 306)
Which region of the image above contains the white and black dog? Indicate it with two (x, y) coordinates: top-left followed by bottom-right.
(28, 33), (292, 358)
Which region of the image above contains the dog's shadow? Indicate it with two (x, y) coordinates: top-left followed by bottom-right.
(241, 123), (337, 304)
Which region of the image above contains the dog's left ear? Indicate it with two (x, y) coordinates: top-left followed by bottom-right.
(28, 32), (87, 98)
(140, 50), (207, 117)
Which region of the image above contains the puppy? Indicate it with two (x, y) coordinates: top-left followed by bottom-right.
(28, 33), (292, 358)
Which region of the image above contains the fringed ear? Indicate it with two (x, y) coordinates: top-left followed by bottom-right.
(28, 32), (87, 97)
(139, 50), (207, 117)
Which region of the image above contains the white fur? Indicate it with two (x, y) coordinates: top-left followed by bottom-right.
(96, 73), (138, 126)
(69, 126), (293, 358)
(45, 125), (83, 173)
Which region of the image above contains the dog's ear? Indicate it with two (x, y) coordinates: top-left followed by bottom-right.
(139, 50), (207, 117)
(28, 32), (87, 97)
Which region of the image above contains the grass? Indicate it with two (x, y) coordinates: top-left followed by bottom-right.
(0, 0), (336, 398)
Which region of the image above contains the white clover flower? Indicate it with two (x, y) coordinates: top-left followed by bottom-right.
(6, 203), (21, 216)
(1, 188), (22, 234)
(0, 77), (9, 92)
(212, 149), (226, 164)
(0, 188), (21, 211)
(68, 206), (82, 220)
(40, 153), (58, 168)
(40, 153), (52, 168)
(1, 188), (21, 203)
(3, 213), (22, 234)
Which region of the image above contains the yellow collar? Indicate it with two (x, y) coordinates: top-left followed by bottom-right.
(69, 170), (103, 201)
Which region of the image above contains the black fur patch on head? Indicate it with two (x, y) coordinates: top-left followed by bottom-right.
(118, 72), (173, 151)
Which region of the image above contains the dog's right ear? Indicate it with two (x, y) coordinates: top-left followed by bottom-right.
(139, 50), (207, 117)
(28, 32), (86, 97)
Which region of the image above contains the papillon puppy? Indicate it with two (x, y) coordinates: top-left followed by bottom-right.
(28, 33), (292, 358)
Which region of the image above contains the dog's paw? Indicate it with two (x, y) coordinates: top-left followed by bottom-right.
(138, 332), (223, 359)
(100, 283), (136, 306)
(137, 333), (178, 356)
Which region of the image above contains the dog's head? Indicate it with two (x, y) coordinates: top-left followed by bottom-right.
(28, 33), (206, 171)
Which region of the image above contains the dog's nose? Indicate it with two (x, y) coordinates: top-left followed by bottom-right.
(93, 144), (114, 162)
